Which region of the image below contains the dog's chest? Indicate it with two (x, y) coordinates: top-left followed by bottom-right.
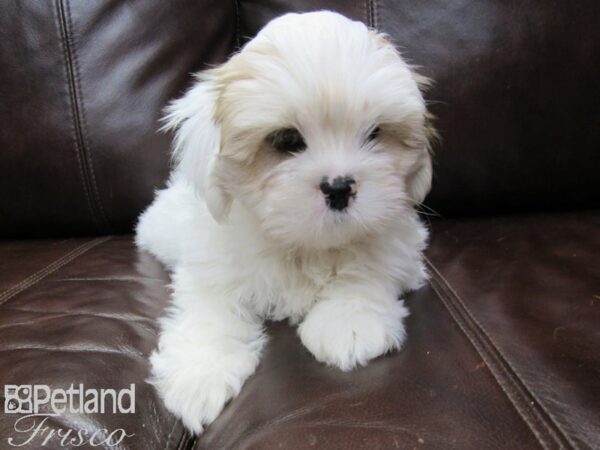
(248, 249), (340, 321)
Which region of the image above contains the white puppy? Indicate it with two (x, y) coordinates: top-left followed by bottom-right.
(136, 11), (433, 434)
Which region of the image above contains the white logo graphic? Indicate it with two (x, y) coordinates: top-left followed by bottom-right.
(4, 384), (136, 447)
(4, 385), (34, 414)
(4, 384), (135, 415)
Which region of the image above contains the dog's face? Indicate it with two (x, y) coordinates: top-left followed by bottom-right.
(166, 11), (432, 250)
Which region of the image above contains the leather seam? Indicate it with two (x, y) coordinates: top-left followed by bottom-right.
(0, 237), (111, 307)
(425, 257), (578, 450)
(365, 0), (372, 27)
(233, 0), (241, 50)
(427, 275), (553, 448)
(372, 0), (379, 29)
(55, 0), (99, 231)
(365, 0), (379, 28)
(57, 0), (110, 233)
(63, 0), (110, 231)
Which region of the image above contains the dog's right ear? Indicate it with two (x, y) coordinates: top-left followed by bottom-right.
(161, 72), (233, 222)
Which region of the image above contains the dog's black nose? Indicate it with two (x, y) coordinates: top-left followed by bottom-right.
(320, 176), (356, 211)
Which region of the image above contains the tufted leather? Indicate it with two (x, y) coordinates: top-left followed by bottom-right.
(0, 237), (184, 449)
(2, 1), (599, 237)
(0, 0), (235, 237)
(1, 1), (599, 449)
(1, 213), (598, 448)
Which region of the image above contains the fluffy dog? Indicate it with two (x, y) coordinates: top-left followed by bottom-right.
(136, 11), (433, 434)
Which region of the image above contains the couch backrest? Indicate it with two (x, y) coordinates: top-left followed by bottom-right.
(2, 0), (598, 237)
(0, 0), (235, 237)
(239, 0), (600, 218)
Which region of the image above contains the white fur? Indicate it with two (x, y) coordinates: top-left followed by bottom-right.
(136, 11), (432, 434)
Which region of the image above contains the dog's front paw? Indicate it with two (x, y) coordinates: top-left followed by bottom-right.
(149, 342), (262, 434)
(298, 297), (409, 371)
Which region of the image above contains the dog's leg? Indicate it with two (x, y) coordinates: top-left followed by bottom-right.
(149, 268), (266, 434)
(298, 278), (408, 371)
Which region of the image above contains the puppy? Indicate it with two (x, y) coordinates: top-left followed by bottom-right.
(136, 11), (433, 434)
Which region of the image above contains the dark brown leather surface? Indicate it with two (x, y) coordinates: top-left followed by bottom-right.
(0, 239), (81, 294)
(0, 217), (597, 449)
(0, 237), (186, 449)
(0, 235), (541, 450)
(237, 0), (367, 45)
(0, 0), (234, 237)
(374, 1), (600, 217)
(426, 211), (600, 449)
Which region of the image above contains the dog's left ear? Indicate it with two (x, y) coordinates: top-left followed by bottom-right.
(406, 76), (435, 205)
(161, 72), (233, 222)
(407, 89), (434, 205)
(406, 143), (433, 205)
(371, 31), (434, 205)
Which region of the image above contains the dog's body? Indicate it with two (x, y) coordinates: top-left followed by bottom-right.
(136, 11), (432, 434)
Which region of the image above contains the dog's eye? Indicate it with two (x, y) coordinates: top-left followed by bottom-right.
(268, 128), (307, 153)
(366, 126), (381, 144)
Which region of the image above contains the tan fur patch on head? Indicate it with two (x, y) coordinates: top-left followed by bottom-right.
(211, 60), (254, 125)
(368, 30), (438, 155)
(408, 71), (438, 152)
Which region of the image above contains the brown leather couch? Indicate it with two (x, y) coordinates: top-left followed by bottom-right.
(1, 1), (598, 449)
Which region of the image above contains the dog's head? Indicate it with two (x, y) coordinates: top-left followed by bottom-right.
(164, 11), (433, 250)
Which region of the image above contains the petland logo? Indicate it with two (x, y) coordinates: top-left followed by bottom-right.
(4, 384), (135, 447)
(5, 384), (135, 415)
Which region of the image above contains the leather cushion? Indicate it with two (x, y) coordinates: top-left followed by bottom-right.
(0, 0), (234, 237)
(0, 237), (189, 449)
(1, 212), (597, 448)
(426, 211), (600, 448)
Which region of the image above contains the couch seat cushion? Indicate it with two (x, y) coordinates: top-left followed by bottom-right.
(1, 212), (597, 449)
(0, 236), (190, 449)
(426, 211), (600, 449)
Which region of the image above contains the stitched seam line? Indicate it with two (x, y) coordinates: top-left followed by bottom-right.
(428, 277), (551, 448)
(427, 257), (580, 448)
(365, 0), (373, 27)
(56, 0), (109, 233)
(233, 0), (241, 50)
(372, 0), (379, 29)
(55, 0), (98, 231)
(0, 237), (111, 307)
(425, 257), (577, 450)
(63, 0), (109, 230)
